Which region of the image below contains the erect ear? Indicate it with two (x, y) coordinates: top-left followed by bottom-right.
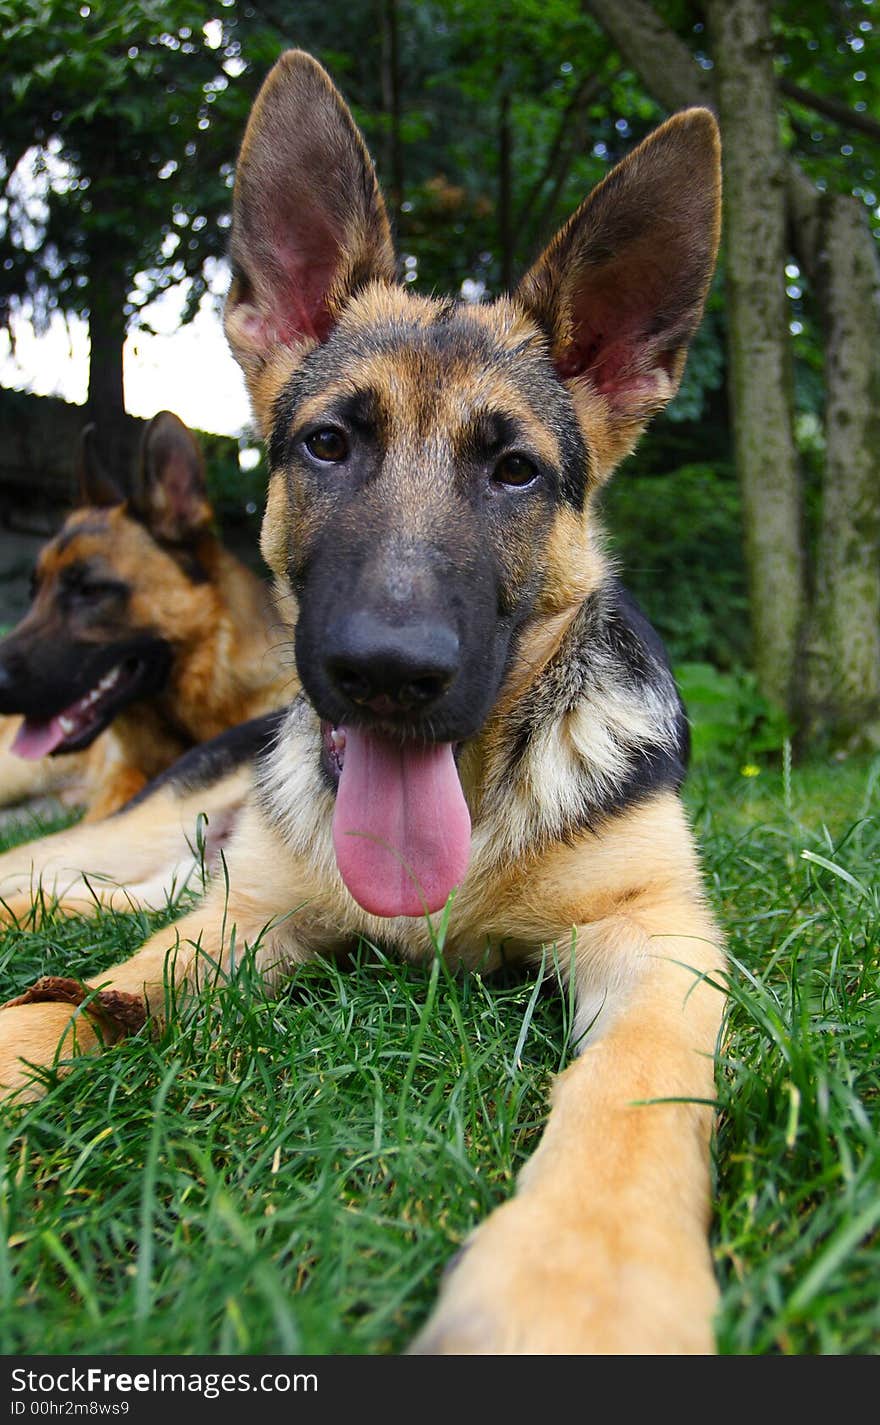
(131, 411), (213, 544)
(516, 108), (721, 474)
(75, 425), (125, 509)
(224, 49), (396, 419)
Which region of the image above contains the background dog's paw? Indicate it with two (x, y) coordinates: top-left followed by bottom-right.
(409, 1194), (719, 1355)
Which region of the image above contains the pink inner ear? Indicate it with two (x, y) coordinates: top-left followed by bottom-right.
(554, 259), (677, 406)
(557, 332), (637, 391)
(556, 314), (656, 400)
(161, 452), (201, 522)
(272, 244), (339, 344)
(252, 186), (348, 348)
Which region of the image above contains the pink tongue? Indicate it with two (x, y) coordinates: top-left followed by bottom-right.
(9, 716), (69, 761)
(332, 726), (471, 918)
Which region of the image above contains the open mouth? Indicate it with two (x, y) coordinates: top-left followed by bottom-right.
(10, 657), (150, 759)
(322, 721), (471, 920)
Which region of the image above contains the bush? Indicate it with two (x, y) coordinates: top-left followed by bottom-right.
(199, 431), (269, 550)
(601, 462), (749, 669)
(676, 661), (792, 769)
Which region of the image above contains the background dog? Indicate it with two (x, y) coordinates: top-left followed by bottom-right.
(0, 51), (725, 1354)
(0, 411), (290, 822)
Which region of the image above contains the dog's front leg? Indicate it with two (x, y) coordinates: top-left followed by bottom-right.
(412, 894), (726, 1355)
(0, 812), (316, 1100)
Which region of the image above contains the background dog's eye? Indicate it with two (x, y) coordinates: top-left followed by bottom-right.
(306, 429), (349, 463)
(78, 582), (121, 601)
(62, 573), (124, 605)
(493, 453), (538, 488)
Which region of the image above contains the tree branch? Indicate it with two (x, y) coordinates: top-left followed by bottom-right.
(779, 77), (880, 146)
(581, 0), (713, 114)
(515, 67), (608, 226)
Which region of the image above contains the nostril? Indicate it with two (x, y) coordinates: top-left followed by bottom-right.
(329, 663), (373, 705)
(399, 674), (451, 708)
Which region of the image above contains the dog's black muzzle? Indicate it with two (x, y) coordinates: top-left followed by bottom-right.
(324, 609), (460, 718)
(294, 538), (512, 745)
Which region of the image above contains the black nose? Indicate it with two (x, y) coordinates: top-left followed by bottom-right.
(325, 610), (459, 713)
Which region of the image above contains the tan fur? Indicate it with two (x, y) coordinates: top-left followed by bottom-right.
(0, 767), (251, 927)
(0, 53), (725, 1354)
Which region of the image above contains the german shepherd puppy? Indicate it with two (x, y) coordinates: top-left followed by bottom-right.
(0, 412), (289, 822)
(0, 53), (725, 1353)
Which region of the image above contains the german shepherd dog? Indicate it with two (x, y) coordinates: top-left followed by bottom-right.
(0, 411), (289, 823)
(0, 52), (725, 1353)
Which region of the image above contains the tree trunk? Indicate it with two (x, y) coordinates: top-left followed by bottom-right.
(85, 242), (134, 485)
(585, 0), (880, 742)
(582, 0), (713, 113)
(805, 194), (880, 744)
(706, 0), (806, 715)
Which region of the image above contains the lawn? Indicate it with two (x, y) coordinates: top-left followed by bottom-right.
(0, 747), (876, 1355)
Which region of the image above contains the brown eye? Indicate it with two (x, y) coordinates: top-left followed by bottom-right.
(493, 453), (537, 488)
(305, 428), (349, 463)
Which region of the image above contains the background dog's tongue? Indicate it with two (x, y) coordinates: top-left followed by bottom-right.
(332, 726), (471, 918)
(9, 717), (68, 760)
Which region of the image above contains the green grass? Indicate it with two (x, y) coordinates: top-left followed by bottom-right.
(0, 749), (877, 1355)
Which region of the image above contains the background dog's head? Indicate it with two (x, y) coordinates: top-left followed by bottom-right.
(223, 50), (721, 915)
(0, 412), (214, 757)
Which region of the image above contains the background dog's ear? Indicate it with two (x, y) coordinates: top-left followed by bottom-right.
(516, 108), (721, 469)
(224, 49), (395, 396)
(132, 411), (213, 544)
(75, 425), (125, 509)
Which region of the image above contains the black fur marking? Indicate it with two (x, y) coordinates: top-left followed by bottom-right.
(504, 579), (688, 839)
(161, 543), (210, 585)
(455, 410), (523, 464)
(53, 516), (115, 556)
(57, 563), (129, 604)
(114, 710), (287, 814)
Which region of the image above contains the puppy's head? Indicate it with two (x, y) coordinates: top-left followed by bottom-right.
(224, 50), (721, 917)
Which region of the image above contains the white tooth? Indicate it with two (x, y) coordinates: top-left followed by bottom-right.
(331, 729), (346, 751)
(58, 716), (76, 734)
(99, 666), (120, 691)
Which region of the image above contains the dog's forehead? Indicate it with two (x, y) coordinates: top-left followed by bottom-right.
(39, 509), (117, 573)
(38, 507), (151, 580)
(272, 286), (572, 457)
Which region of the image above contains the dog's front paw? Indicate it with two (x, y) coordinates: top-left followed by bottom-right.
(0, 997), (104, 1101)
(409, 1193), (719, 1355)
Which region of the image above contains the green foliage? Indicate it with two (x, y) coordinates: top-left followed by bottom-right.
(199, 432), (267, 546)
(0, 2), (251, 328)
(677, 661), (793, 769)
(602, 461), (749, 668)
(773, 0), (880, 238)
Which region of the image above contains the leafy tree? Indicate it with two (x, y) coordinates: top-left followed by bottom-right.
(0, 0), (283, 470)
(585, 0), (880, 748)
